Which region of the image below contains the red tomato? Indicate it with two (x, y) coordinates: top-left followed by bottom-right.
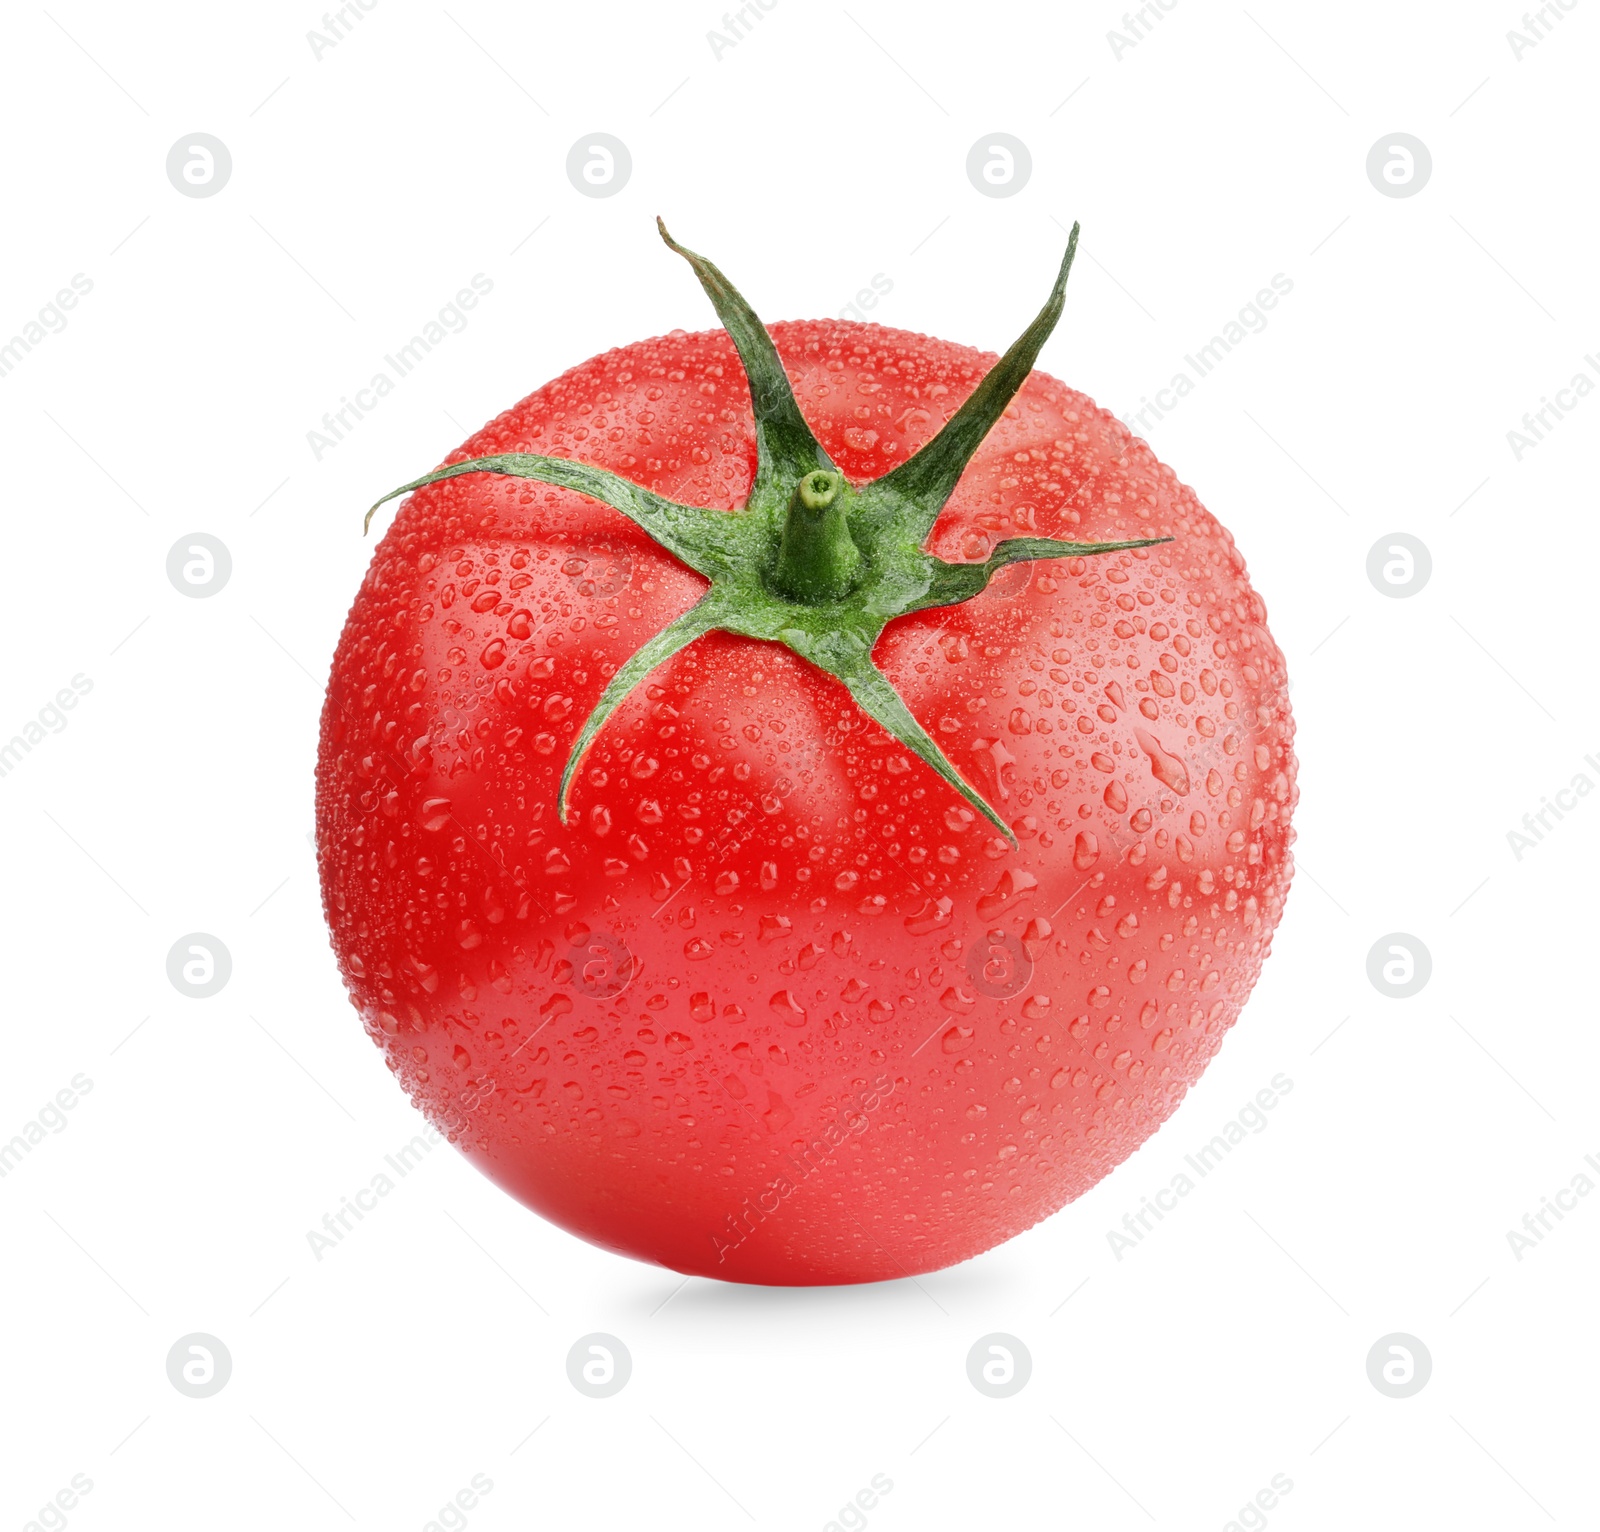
(316, 231), (1295, 1284)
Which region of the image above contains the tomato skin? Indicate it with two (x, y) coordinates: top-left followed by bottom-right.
(316, 320), (1296, 1284)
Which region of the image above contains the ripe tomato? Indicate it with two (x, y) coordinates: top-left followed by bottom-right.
(316, 225), (1295, 1284)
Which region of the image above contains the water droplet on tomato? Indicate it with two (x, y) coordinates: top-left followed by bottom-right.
(1135, 727), (1190, 795)
(769, 990), (807, 1026)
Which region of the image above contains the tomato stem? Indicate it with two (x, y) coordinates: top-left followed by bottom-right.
(772, 470), (862, 602)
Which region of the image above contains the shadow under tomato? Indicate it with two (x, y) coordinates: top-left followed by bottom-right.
(627, 1252), (1016, 1323)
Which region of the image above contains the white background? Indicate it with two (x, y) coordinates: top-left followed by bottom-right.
(2, 2), (1596, 1528)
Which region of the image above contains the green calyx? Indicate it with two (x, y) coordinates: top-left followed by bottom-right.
(366, 217), (1172, 845)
